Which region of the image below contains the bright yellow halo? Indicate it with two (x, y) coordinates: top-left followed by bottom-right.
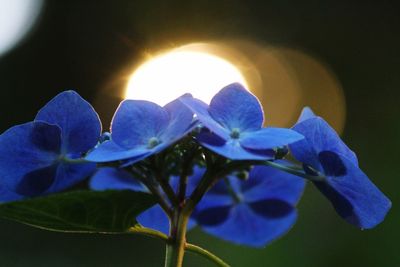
(125, 50), (248, 106)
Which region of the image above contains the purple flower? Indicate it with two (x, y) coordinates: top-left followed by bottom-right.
(290, 107), (391, 229)
(179, 83), (303, 160)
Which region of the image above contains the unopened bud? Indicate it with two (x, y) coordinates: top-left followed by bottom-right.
(275, 146), (289, 159)
(236, 170), (249, 181)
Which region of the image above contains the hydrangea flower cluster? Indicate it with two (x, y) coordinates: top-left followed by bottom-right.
(0, 83), (391, 266)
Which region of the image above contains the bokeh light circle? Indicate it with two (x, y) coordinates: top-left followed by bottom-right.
(125, 48), (248, 106)
(0, 0), (44, 57)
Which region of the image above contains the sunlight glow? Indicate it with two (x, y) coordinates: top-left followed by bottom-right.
(125, 49), (248, 106)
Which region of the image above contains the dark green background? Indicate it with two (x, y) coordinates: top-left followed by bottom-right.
(0, 1), (398, 266)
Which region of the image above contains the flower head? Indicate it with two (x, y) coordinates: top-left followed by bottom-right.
(86, 98), (195, 165)
(0, 91), (101, 200)
(179, 83), (303, 160)
(290, 107), (391, 228)
(195, 164), (306, 247)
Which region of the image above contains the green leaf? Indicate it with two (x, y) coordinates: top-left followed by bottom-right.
(0, 190), (156, 233)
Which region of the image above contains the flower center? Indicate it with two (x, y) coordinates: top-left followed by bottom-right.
(230, 128), (241, 139)
(147, 137), (161, 149)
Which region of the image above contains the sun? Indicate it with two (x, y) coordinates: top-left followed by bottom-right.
(125, 48), (248, 106)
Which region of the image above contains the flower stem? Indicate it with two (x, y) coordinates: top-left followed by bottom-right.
(186, 243), (231, 267)
(164, 210), (190, 267)
(261, 160), (325, 182)
(127, 226), (230, 267)
(127, 225), (168, 241)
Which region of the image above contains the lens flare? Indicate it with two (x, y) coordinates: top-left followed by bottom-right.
(125, 49), (248, 106)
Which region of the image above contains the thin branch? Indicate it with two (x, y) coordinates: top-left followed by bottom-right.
(185, 160), (250, 213)
(152, 157), (179, 206)
(186, 243), (231, 267)
(178, 147), (201, 203)
(129, 167), (172, 217)
(261, 160), (325, 182)
(127, 226), (168, 242)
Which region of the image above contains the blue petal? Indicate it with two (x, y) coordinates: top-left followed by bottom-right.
(209, 83), (264, 132)
(0, 184), (23, 203)
(195, 176), (237, 212)
(211, 176), (241, 196)
(196, 193), (234, 210)
(48, 162), (96, 193)
(195, 205), (232, 226)
(189, 173), (233, 215)
(200, 203), (298, 247)
(161, 98), (196, 141)
(137, 205), (171, 234)
(318, 151), (347, 176)
(195, 164), (305, 246)
(16, 164), (58, 196)
(0, 122), (60, 192)
(111, 100), (169, 149)
(197, 132), (273, 160)
(138, 205), (196, 235)
(186, 166), (206, 196)
(136, 205), (196, 235)
(298, 106), (316, 122)
(290, 117), (358, 171)
(85, 140), (150, 163)
(249, 199), (294, 218)
(98, 99), (192, 165)
(240, 127), (304, 150)
(242, 165), (306, 204)
(90, 167), (145, 192)
(164, 166), (205, 197)
(179, 94), (230, 140)
(35, 91), (102, 155)
(120, 142), (172, 167)
(315, 154), (391, 229)
(13, 162), (95, 197)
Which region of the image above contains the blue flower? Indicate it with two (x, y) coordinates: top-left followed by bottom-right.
(179, 83), (304, 160)
(86, 98), (196, 165)
(0, 91), (101, 200)
(290, 107), (391, 229)
(89, 166), (202, 234)
(195, 164), (306, 247)
(0, 184), (23, 203)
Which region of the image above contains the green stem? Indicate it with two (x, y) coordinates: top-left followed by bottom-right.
(186, 243), (231, 267)
(127, 227), (230, 266)
(261, 160), (325, 182)
(165, 211), (190, 267)
(186, 160), (251, 212)
(184, 169), (213, 212)
(178, 173), (188, 202)
(128, 167), (173, 217)
(151, 157), (179, 206)
(127, 226), (168, 241)
(154, 168), (179, 206)
(224, 177), (241, 203)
